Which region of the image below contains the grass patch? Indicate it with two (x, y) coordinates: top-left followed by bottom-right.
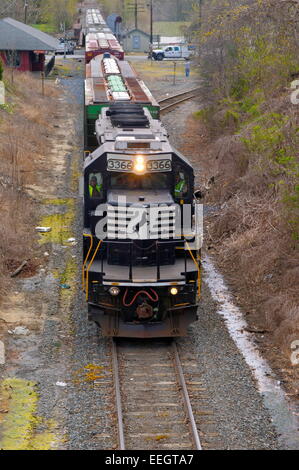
(132, 59), (196, 81)
(60, 256), (77, 290)
(30, 23), (56, 34)
(38, 199), (75, 246)
(153, 21), (190, 36)
(0, 378), (58, 450)
(43, 198), (72, 206)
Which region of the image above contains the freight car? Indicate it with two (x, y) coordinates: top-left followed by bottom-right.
(83, 8), (124, 62)
(84, 54), (159, 149)
(82, 103), (202, 337)
(85, 32), (124, 63)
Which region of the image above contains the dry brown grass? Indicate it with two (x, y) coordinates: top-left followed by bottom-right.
(0, 190), (36, 296)
(273, 305), (299, 355)
(207, 170), (299, 351)
(0, 69), (61, 298)
(12, 70), (59, 99)
(199, 92), (299, 366)
(263, 296), (299, 357)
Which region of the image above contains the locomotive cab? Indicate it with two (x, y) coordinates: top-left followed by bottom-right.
(83, 104), (202, 337)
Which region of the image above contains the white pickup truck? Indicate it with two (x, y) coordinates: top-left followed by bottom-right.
(150, 45), (192, 61)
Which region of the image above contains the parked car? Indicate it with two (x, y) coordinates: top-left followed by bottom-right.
(55, 40), (75, 55)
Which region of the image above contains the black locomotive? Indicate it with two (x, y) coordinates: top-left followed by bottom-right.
(82, 103), (202, 337)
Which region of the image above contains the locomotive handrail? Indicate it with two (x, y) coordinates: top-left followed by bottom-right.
(185, 240), (201, 298)
(129, 244), (133, 281)
(84, 238), (198, 287)
(94, 239), (191, 284)
(86, 239), (102, 301)
(82, 233), (93, 289)
(156, 241), (160, 281)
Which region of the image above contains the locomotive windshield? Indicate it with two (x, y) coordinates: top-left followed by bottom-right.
(110, 172), (169, 190)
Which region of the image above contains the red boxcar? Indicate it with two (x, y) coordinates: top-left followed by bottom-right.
(85, 32), (124, 63)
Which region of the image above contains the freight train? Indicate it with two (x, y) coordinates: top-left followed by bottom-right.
(84, 54), (159, 149)
(82, 8), (124, 62)
(82, 8), (202, 337)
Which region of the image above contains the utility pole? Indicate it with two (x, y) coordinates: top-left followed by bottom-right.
(173, 61), (177, 86)
(135, 0), (137, 29)
(150, 0), (153, 46)
(199, 0), (202, 30)
(64, 22), (67, 59)
(127, 1), (145, 30)
(147, 0), (153, 60)
(24, 0), (28, 24)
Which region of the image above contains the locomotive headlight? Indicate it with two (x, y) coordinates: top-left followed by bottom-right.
(134, 155), (145, 173)
(109, 286), (120, 296)
(170, 287), (178, 296)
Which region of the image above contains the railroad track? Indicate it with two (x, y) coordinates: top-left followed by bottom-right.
(111, 338), (202, 450)
(159, 87), (200, 113)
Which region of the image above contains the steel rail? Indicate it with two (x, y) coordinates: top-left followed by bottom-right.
(172, 341), (202, 450)
(160, 93), (198, 112)
(158, 87), (201, 104)
(111, 339), (126, 450)
(112, 338), (202, 450)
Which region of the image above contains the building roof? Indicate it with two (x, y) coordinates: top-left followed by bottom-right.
(0, 17), (59, 51)
(159, 36), (185, 45)
(127, 28), (150, 38)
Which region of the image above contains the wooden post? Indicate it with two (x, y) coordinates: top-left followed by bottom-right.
(135, 0), (138, 29)
(173, 61), (177, 86)
(64, 22), (67, 59)
(41, 71), (45, 96)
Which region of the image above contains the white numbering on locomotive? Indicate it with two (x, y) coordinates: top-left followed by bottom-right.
(107, 155), (172, 172)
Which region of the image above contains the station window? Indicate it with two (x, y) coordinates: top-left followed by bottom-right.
(4, 50), (21, 67)
(89, 173), (103, 198)
(32, 52), (41, 64)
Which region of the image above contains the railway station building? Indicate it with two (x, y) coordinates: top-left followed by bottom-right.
(123, 28), (151, 53)
(0, 18), (59, 74)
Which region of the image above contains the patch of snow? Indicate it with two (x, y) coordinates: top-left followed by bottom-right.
(203, 255), (299, 449)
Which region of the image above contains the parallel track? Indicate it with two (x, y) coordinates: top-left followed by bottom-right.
(159, 87), (200, 113)
(111, 338), (202, 451)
